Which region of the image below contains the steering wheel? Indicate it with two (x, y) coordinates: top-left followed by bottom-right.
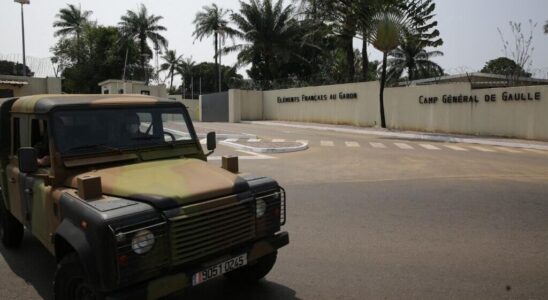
(164, 131), (176, 142)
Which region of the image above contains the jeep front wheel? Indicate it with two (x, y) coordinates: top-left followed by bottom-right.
(54, 253), (104, 300)
(0, 202), (24, 248)
(225, 251), (277, 283)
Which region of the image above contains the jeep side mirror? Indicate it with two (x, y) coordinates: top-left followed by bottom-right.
(207, 132), (217, 151)
(18, 147), (38, 174)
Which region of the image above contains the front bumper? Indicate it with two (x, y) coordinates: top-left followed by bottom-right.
(107, 231), (289, 300)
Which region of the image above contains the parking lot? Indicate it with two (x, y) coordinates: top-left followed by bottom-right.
(2, 122), (548, 299)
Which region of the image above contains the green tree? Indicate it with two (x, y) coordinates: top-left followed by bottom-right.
(0, 60), (33, 76)
(404, 0), (443, 48)
(119, 4), (168, 83)
(193, 4), (236, 92)
(481, 57), (531, 78)
(176, 57), (196, 97)
(175, 62), (242, 98)
(369, 11), (408, 128)
(387, 37), (443, 83)
(52, 25), (141, 93)
(339, 0), (399, 81)
(160, 50), (183, 92)
(228, 0), (310, 86)
(53, 4), (93, 62)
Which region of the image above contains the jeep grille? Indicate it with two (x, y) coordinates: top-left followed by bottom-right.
(168, 197), (255, 266)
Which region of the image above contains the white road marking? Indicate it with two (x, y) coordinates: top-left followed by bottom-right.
(272, 139), (286, 142)
(345, 141), (360, 147)
(420, 144), (441, 150)
(208, 150), (275, 161)
(394, 143), (414, 150)
(370, 142), (386, 149)
(223, 138), (238, 142)
(444, 145), (468, 151)
(468, 146), (496, 152)
(247, 138), (261, 142)
(321, 140), (334, 147)
(296, 140), (309, 144)
(523, 148), (546, 154)
(494, 147), (522, 153)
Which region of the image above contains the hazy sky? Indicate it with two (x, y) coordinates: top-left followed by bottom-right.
(1, 0), (547, 80)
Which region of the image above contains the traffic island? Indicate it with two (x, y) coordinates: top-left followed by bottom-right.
(220, 139), (309, 153)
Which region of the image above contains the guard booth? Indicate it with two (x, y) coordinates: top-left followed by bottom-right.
(200, 92), (229, 122)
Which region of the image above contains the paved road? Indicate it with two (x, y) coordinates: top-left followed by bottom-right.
(1, 122), (547, 299)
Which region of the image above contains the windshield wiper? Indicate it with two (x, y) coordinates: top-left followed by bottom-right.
(67, 143), (122, 153)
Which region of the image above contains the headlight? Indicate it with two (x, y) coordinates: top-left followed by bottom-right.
(131, 229), (155, 255)
(256, 199), (267, 217)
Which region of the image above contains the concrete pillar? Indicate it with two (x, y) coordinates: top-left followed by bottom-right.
(228, 89), (241, 123)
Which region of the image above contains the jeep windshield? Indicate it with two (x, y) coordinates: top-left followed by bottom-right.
(52, 106), (196, 155)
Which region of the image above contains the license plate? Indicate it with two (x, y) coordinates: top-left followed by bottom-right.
(192, 254), (247, 286)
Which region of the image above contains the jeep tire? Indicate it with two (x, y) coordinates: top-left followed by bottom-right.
(54, 253), (104, 300)
(0, 200), (24, 248)
(225, 251), (277, 283)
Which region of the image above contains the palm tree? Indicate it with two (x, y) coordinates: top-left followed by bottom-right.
(368, 12), (408, 128)
(193, 4), (236, 92)
(53, 4), (92, 62)
(228, 0), (306, 84)
(387, 37), (443, 83)
(119, 4), (168, 83)
(177, 57), (196, 98)
(160, 50), (183, 92)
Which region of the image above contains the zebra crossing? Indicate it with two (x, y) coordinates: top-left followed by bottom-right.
(208, 137), (547, 155)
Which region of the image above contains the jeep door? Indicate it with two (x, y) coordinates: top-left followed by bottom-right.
(7, 115), (55, 251)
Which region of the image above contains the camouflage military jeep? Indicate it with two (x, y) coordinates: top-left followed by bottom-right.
(0, 95), (288, 299)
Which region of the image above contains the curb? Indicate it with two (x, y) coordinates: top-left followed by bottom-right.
(220, 140), (309, 153)
(245, 121), (548, 151)
(197, 133), (257, 140)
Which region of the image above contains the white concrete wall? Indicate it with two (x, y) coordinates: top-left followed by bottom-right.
(227, 81), (548, 140)
(262, 81), (381, 126)
(228, 89), (241, 123)
(168, 95), (200, 121)
(0, 76), (62, 96)
(239, 90), (264, 121)
(385, 83), (548, 140)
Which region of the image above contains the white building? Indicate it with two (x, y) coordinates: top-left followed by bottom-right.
(0, 75), (61, 97)
(98, 79), (167, 98)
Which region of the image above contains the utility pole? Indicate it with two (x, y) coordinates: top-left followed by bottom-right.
(15, 0), (30, 77)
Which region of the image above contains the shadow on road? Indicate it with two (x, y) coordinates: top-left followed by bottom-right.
(167, 277), (300, 300)
(0, 232), (56, 300)
(1, 233), (298, 300)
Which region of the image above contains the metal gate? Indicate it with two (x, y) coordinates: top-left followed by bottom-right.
(201, 92), (229, 122)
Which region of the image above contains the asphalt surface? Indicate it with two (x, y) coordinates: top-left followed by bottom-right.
(1, 122), (548, 299)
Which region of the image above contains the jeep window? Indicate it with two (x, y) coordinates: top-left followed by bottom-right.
(52, 107), (195, 155)
(31, 119), (50, 166)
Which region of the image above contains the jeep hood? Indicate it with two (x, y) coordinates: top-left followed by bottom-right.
(66, 158), (249, 209)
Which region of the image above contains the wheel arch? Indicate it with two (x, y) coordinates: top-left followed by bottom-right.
(54, 220), (100, 286)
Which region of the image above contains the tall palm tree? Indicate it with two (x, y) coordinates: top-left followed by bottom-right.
(387, 37), (443, 82)
(53, 4), (92, 62)
(193, 4), (236, 92)
(119, 4), (168, 83)
(228, 0), (305, 84)
(160, 50), (183, 92)
(177, 57), (196, 98)
(369, 11), (408, 128)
